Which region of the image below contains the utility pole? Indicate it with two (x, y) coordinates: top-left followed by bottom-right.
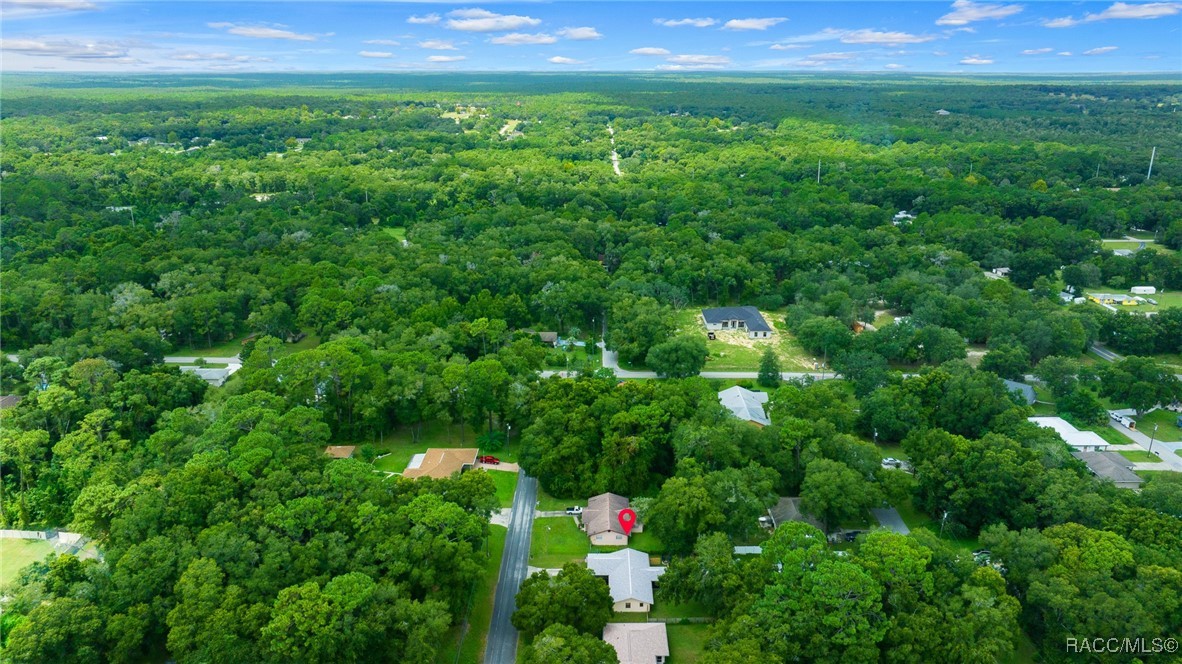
(1148, 423), (1159, 455)
(816, 159), (821, 185)
(1147, 146), (1157, 181)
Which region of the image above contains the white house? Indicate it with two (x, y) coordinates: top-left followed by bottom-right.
(586, 548), (665, 613)
(701, 306), (773, 339)
(718, 386), (771, 426)
(1027, 417), (1109, 452)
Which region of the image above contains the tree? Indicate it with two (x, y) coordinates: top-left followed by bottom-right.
(795, 316), (853, 361)
(799, 459), (881, 534)
(1056, 388), (1106, 426)
(607, 296), (674, 365)
(1097, 356), (1182, 415)
(832, 350), (889, 398)
(1034, 355), (1081, 397)
(979, 343), (1029, 381)
(757, 347), (781, 388)
(4, 597), (105, 664)
(646, 473), (726, 554)
(520, 624), (619, 664)
(659, 532), (753, 615)
(512, 563), (613, 641)
(645, 335), (706, 379)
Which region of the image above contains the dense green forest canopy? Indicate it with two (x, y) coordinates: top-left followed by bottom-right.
(1, 73), (1180, 663)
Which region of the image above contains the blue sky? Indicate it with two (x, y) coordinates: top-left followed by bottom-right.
(2, 1), (1179, 73)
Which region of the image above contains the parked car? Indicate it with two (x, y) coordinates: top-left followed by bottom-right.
(478, 455), (500, 465)
(843, 530), (864, 542)
(565, 506), (583, 515)
(881, 457), (902, 469)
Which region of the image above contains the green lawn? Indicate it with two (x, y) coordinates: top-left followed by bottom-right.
(875, 443), (909, 461)
(171, 332), (255, 357)
(1134, 409), (1182, 443)
(893, 497), (980, 555)
(382, 226), (407, 242)
(1078, 423), (1134, 447)
(435, 524), (507, 664)
(650, 601), (712, 620)
(1002, 630), (1039, 664)
(590, 529), (666, 556)
(667, 624), (712, 663)
(0, 539), (56, 587)
(1117, 449), (1161, 463)
(488, 470), (519, 509)
(672, 308), (814, 372)
(543, 344), (602, 371)
(1084, 289), (1182, 314)
(529, 516), (589, 568)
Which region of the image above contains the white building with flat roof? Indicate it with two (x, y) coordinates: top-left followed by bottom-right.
(1027, 417), (1109, 452)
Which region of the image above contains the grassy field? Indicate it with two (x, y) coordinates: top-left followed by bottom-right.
(1084, 289), (1182, 314)
(650, 600), (712, 620)
(1078, 423), (1134, 446)
(435, 524), (507, 664)
(894, 497), (980, 555)
(382, 226), (407, 242)
(673, 309), (814, 372)
(0, 539), (55, 587)
(667, 624), (712, 663)
(1117, 449), (1162, 463)
(529, 516), (588, 568)
(1134, 409), (1182, 442)
(543, 344), (602, 371)
(591, 529), (665, 555)
(535, 488), (577, 512)
(489, 470), (519, 508)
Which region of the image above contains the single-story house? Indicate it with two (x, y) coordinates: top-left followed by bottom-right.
(403, 448), (478, 479)
(718, 385), (771, 427)
(324, 445), (357, 459)
(537, 331), (558, 346)
(1113, 249), (1135, 257)
(767, 497), (824, 532)
(0, 395), (23, 410)
(602, 623), (670, 664)
(1027, 417), (1109, 452)
(1002, 379), (1037, 405)
(586, 548), (665, 613)
(1131, 286), (1156, 295)
(582, 492), (642, 545)
(1071, 451), (1144, 490)
(935, 109), (951, 116)
(701, 306), (773, 339)
(179, 366), (231, 387)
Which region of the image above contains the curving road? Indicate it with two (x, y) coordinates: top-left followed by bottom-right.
(484, 470), (538, 664)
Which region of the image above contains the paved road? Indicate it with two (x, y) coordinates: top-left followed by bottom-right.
(1107, 421), (1182, 472)
(870, 507), (910, 535)
(485, 470), (538, 664)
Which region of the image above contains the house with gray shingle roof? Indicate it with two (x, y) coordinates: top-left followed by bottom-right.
(1072, 451), (1143, 490)
(1002, 379), (1036, 405)
(582, 493), (641, 545)
(718, 385), (771, 426)
(701, 306), (773, 339)
(586, 548), (665, 613)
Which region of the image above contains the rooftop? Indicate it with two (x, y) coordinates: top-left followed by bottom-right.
(602, 623), (670, 664)
(586, 548), (665, 605)
(718, 385), (771, 426)
(584, 492), (631, 536)
(701, 306), (772, 333)
(324, 445), (357, 459)
(1002, 379), (1036, 405)
(1071, 451), (1143, 486)
(1028, 417), (1109, 450)
(403, 448), (479, 479)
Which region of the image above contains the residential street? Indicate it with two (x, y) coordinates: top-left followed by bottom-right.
(1107, 421), (1182, 472)
(484, 470), (538, 664)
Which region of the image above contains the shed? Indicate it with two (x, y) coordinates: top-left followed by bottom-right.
(1130, 286), (1156, 295)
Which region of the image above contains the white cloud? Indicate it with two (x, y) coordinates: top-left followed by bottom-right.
(489, 32), (556, 45)
(959, 55), (994, 64)
(1045, 1), (1182, 27)
(548, 56), (582, 64)
(1083, 46), (1119, 55)
(0, 37), (129, 59)
(1058, 51), (1073, 56)
(557, 26), (602, 41)
(770, 43), (807, 50)
(407, 13), (440, 25)
(884, 63), (906, 69)
(666, 54), (731, 65)
(770, 27), (932, 47)
(445, 8), (541, 32)
(364, 39), (400, 46)
(208, 22), (317, 41)
(722, 17), (788, 31)
(936, 0), (1024, 26)
(630, 47), (671, 56)
(654, 18), (717, 28)
(805, 52), (858, 62)
(1021, 47), (1053, 55)
(418, 39), (456, 50)
(1, 0), (97, 19)
(427, 55), (465, 62)
(171, 51), (271, 63)
(933, 50), (950, 56)
(359, 51), (393, 58)
(841, 29), (934, 45)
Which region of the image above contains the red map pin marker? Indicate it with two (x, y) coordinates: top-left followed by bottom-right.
(618, 508), (637, 536)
